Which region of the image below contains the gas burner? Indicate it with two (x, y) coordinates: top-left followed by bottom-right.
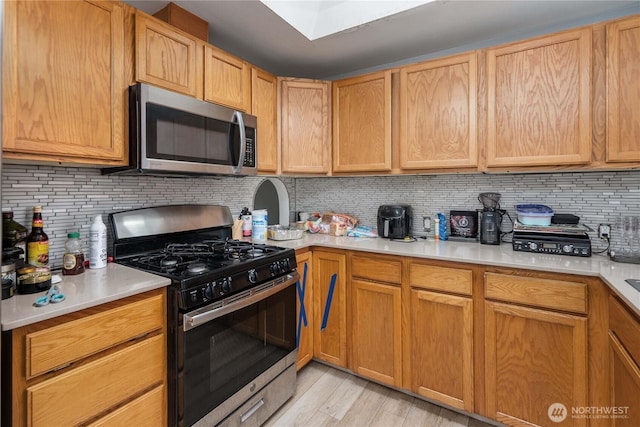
(245, 248), (265, 257)
(187, 263), (209, 275)
(162, 255), (182, 268)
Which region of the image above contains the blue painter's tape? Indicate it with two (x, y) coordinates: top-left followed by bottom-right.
(296, 262), (309, 347)
(321, 273), (337, 331)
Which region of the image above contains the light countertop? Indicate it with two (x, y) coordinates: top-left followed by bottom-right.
(274, 233), (640, 316)
(3, 234), (638, 330)
(1, 263), (170, 330)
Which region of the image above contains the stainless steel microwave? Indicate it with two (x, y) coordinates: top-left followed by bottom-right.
(103, 83), (257, 177)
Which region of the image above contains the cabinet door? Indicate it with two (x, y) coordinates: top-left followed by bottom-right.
(135, 11), (199, 97)
(485, 301), (587, 427)
(252, 68), (279, 174)
(204, 45), (251, 112)
(3, 0), (126, 165)
(486, 28), (592, 167)
(606, 16), (640, 162)
(351, 279), (402, 387)
(27, 334), (164, 427)
(400, 53), (478, 169)
(609, 333), (640, 427)
(332, 72), (391, 172)
(313, 251), (347, 367)
(409, 289), (473, 411)
(280, 79), (331, 174)
(295, 251), (314, 370)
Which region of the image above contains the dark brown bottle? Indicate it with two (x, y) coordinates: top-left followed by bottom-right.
(2, 210), (27, 260)
(27, 206), (49, 267)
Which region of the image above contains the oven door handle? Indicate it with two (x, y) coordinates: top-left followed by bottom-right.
(183, 272), (299, 331)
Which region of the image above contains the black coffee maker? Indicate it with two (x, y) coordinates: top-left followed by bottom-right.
(478, 192), (504, 245)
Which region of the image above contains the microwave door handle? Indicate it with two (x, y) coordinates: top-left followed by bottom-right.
(384, 218), (389, 237)
(231, 111), (246, 174)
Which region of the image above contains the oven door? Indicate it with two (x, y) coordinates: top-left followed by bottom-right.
(173, 273), (298, 427)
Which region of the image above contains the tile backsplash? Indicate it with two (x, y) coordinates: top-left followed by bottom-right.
(2, 164), (639, 268)
(1, 165), (294, 268)
(294, 170), (640, 251)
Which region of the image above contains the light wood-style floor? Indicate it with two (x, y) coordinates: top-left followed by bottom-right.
(265, 362), (499, 427)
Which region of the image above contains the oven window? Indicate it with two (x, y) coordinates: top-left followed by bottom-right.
(182, 286), (295, 426)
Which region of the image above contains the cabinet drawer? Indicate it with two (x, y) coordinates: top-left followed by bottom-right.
(410, 263), (472, 296)
(26, 293), (164, 378)
(351, 255), (401, 284)
(27, 334), (164, 427)
(609, 295), (640, 364)
(485, 273), (587, 314)
(87, 384), (166, 427)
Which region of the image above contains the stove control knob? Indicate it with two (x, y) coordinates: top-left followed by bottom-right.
(221, 278), (231, 293)
(528, 242), (538, 250)
(204, 284), (214, 300)
(248, 269), (258, 283)
(562, 244), (573, 253)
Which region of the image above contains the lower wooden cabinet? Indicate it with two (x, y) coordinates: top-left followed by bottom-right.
(313, 250), (347, 367)
(301, 249), (638, 427)
(296, 250), (314, 370)
(87, 384), (166, 427)
(2, 288), (167, 427)
(409, 289), (473, 411)
(351, 279), (402, 387)
(405, 261), (474, 412)
(484, 301), (588, 427)
(608, 295), (640, 426)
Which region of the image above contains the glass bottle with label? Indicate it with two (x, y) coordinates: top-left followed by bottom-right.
(27, 206), (49, 267)
(2, 210), (27, 260)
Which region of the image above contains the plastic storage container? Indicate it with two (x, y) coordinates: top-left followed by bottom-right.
(515, 204), (554, 226)
(267, 226), (303, 241)
(251, 210), (268, 243)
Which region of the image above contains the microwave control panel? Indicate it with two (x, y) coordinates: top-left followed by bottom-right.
(244, 138), (255, 167)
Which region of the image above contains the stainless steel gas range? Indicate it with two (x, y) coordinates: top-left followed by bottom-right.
(110, 205), (299, 427)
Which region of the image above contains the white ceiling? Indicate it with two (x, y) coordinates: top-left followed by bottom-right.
(124, 0), (639, 79)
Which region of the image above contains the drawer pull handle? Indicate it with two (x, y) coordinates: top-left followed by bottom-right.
(240, 398), (264, 423)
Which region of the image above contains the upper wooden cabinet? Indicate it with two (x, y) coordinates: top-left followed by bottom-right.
(332, 71), (392, 172)
(486, 28), (592, 168)
(400, 53), (478, 169)
(2, 0), (127, 166)
(135, 11), (200, 98)
(606, 15), (640, 162)
(279, 78), (332, 175)
(252, 68), (279, 174)
(204, 45), (251, 112)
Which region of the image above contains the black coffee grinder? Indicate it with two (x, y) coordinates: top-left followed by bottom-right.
(479, 192), (504, 245)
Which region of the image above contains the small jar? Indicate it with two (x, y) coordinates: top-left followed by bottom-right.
(1, 261), (16, 299)
(63, 232), (85, 276)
